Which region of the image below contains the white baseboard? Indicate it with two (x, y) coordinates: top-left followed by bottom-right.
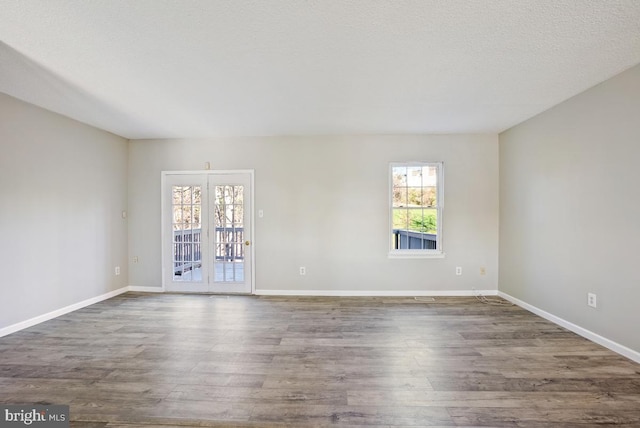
(128, 286), (164, 293)
(255, 289), (498, 297)
(16, 286), (635, 365)
(0, 286), (130, 338)
(498, 291), (640, 364)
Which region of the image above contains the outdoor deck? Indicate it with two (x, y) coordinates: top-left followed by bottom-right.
(173, 227), (245, 283)
(177, 263), (244, 283)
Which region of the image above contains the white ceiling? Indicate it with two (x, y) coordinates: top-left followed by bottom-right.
(1, 0), (640, 139)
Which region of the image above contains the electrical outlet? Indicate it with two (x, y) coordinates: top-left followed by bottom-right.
(455, 266), (462, 276)
(133, 256), (139, 263)
(115, 266), (121, 276)
(479, 267), (486, 275)
(299, 267), (306, 275)
(258, 209), (264, 218)
(587, 293), (597, 308)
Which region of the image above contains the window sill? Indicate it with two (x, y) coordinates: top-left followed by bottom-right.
(388, 251), (446, 259)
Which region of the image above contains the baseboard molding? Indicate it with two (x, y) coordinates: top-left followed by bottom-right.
(16, 285), (635, 365)
(128, 286), (164, 293)
(255, 289), (498, 297)
(0, 286), (130, 338)
(498, 291), (640, 364)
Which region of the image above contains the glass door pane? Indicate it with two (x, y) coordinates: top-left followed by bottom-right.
(171, 185), (203, 282)
(214, 185), (245, 283)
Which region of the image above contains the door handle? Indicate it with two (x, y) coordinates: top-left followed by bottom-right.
(245, 240), (251, 246)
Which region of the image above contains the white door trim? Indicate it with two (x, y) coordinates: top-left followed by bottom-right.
(161, 170), (255, 294)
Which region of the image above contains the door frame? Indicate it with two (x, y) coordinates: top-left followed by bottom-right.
(160, 169), (255, 294)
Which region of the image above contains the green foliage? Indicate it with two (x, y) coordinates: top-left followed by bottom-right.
(410, 213), (437, 233)
(392, 209), (437, 234)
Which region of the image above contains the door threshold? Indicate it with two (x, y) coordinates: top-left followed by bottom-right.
(162, 291), (254, 296)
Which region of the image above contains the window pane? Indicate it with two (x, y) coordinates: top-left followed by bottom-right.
(410, 209), (437, 234)
(407, 166), (422, 186)
(173, 205), (182, 224)
(225, 205), (234, 227)
(392, 185), (407, 207)
(182, 186), (193, 205)
(224, 185), (234, 205)
(392, 208), (410, 230)
(193, 205), (201, 226)
(407, 187), (423, 206)
(424, 186), (437, 207)
(392, 167), (407, 186)
(423, 166), (437, 185)
(172, 186), (182, 205)
(215, 205), (223, 228)
(233, 204), (244, 225)
(182, 206), (192, 225)
(235, 186), (244, 204)
(184, 244), (193, 262)
(390, 163), (441, 253)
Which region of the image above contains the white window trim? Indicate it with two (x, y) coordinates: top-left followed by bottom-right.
(388, 161), (444, 259)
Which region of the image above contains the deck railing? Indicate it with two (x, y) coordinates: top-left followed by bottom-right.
(392, 229), (437, 250)
(173, 227), (245, 275)
(214, 227), (245, 261)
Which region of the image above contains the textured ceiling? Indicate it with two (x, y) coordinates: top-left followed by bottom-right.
(1, 0), (640, 139)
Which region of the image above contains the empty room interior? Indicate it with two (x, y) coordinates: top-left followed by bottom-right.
(1, 1), (640, 427)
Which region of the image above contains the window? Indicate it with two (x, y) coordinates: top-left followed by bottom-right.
(389, 162), (443, 257)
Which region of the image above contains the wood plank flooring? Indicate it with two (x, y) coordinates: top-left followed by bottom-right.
(0, 293), (639, 427)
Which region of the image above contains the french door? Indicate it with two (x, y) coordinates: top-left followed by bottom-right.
(162, 171), (253, 293)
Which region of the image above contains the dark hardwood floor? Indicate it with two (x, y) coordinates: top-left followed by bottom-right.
(0, 293), (639, 427)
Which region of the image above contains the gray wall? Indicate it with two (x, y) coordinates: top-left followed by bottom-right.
(0, 93), (129, 330)
(499, 64), (640, 353)
(129, 135), (499, 293)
